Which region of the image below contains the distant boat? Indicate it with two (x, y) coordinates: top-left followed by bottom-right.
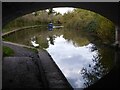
(48, 23), (53, 31)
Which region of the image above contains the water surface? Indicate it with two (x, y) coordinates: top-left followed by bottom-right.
(3, 27), (115, 88)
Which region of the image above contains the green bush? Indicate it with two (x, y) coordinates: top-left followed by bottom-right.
(61, 8), (115, 44)
(3, 46), (14, 57)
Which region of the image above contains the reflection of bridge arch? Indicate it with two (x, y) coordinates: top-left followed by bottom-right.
(2, 2), (120, 88)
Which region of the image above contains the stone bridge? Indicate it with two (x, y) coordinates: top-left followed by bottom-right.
(2, 2), (120, 89)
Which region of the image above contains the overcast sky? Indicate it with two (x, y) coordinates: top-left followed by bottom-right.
(53, 7), (74, 15)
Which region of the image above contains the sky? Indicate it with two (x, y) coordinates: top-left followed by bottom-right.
(53, 7), (74, 15)
(46, 35), (98, 88)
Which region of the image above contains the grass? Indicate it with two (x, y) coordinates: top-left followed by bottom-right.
(25, 47), (38, 53)
(3, 46), (14, 57)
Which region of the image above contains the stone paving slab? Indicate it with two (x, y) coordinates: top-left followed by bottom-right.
(3, 41), (73, 89)
(3, 57), (43, 88)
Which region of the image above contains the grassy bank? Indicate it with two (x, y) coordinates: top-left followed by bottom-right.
(3, 46), (14, 57)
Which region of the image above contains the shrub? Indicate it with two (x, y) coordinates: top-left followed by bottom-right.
(3, 46), (14, 57)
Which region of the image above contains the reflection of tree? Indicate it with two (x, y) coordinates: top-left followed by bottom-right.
(63, 29), (89, 47)
(89, 44), (97, 52)
(81, 52), (108, 88)
(37, 36), (49, 49)
(49, 36), (55, 45)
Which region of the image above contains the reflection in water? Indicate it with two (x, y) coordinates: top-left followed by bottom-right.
(81, 53), (108, 88)
(30, 36), (39, 47)
(48, 36), (55, 45)
(3, 27), (114, 88)
(46, 35), (99, 88)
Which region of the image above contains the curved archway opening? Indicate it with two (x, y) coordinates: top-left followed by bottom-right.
(2, 6), (117, 89)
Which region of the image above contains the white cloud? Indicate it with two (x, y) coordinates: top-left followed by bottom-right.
(46, 35), (98, 88)
(53, 7), (74, 15)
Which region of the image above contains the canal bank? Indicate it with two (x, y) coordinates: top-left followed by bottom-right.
(38, 49), (73, 88)
(2, 26), (117, 88)
(2, 41), (73, 89)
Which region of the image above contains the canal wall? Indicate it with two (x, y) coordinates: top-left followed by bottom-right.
(2, 25), (46, 37)
(3, 41), (73, 89)
(38, 49), (73, 89)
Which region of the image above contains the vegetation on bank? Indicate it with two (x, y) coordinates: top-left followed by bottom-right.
(62, 9), (115, 44)
(3, 46), (14, 57)
(25, 47), (38, 53)
(3, 8), (115, 44)
(3, 10), (62, 33)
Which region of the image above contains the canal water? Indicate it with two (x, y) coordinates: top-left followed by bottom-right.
(3, 27), (115, 88)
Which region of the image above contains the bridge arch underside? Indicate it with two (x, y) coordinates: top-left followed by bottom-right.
(2, 2), (120, 89)
(2, 2), (119, 26)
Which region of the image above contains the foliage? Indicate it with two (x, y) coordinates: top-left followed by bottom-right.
(3, 8), (115, 45)
(3, 46), (14, 57)
(3, 9), (63, 33)
(81, 45), (114, 88)
(61, 8), (115, 44)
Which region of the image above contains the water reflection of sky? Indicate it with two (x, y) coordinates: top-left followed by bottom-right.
(46, 35), (98, 88)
